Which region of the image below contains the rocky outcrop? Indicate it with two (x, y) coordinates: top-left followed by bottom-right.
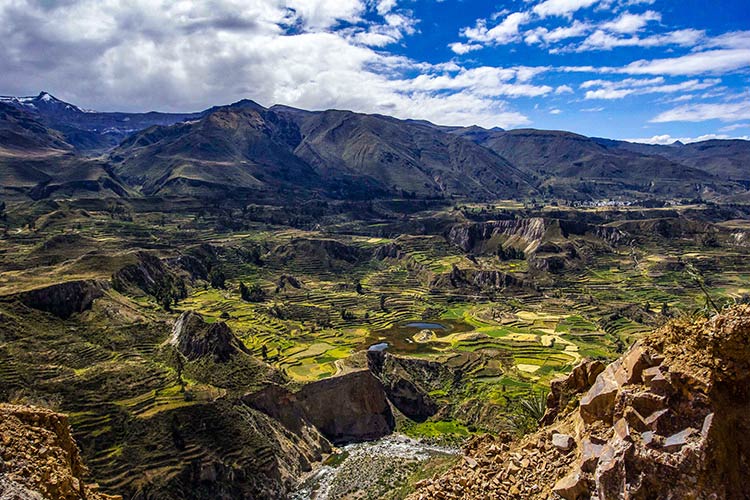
(557, 220), (626, 247)
(541, 359), (605, 425)
(170, 310), (250, 362)
(297, 371), (395, 443)
(169, 254), (209, 281)
(446, 218), (547, 254)
(431, 265), (533, 292)
(269, 238), (367, 270)
(276, 274), (303, 290)
(111, 251), (187, 300)
(373, 242), (404, 260)
(250, 352), (459, 448)
(612, 217), (715, 240)
(528, 254), (570, 274)
(407, 307), (750, 500)
(245, 385), (317, 436)
(13, 280), (107, 319)
(445, 218), (626, 257)
(731, 230), (749, 247)
(0, 404), (121, 500)
(590, 224), (627, 247)
(245, 371), (394, 444)
(551, 332), (729, 500)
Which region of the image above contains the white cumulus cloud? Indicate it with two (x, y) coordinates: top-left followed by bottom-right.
(0, 0), (540, 128)
(600, 10), (660, 34)
(620, 49), (750, 76)
(650, 101), (750, 123)
(626, 133), (750, 144)
(462, 12), (531, 44)
(449, 42), (483, 54)
(532, 0), (599, 19)
(582, 77), (719, 99)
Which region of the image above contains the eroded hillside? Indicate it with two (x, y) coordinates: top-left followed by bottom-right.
(0, 403), (121, 500)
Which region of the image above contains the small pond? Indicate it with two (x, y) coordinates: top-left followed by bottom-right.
(362, 319), (473, 354)
(403, 321), (447, 330)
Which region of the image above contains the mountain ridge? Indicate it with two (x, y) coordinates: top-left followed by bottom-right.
(0, 92), (204, 151)
(0, 92), (749, 203)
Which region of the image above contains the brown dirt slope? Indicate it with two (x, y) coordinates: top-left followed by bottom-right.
(0, 403), (121, 500)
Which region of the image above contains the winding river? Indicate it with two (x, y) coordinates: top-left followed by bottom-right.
(291, 434), (458, 500)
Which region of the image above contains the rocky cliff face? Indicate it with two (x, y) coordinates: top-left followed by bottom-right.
(407, 306), (750, 500)
(247, 350), (461, 450)
(111, 251), (188, 300)
(373, 242), (405, 260)
(445, 218), (626, 257)
(431, 265), (533, 292)
(269, 238), (367, 271)
(368, 350), (459, 421)
(296, 371), (395, 444)
(446, 218), (548, 255)
(12, 280), (107, 319)
(170, 310), (250, 362)
(0, 404), (121, 500)
(540, 360), (605, 426)
(245, 370), (395, 445)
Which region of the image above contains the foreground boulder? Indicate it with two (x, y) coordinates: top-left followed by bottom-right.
(541, 359), (605, 425)
(170, 310), (250, 362)
(13, 280), (107, 319)
(407, 306), (750, 500)
(0, 404), (121, 500)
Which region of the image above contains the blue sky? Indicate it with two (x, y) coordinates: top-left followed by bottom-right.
(394, 0), (750, 142)
(1, 0), (749, 143)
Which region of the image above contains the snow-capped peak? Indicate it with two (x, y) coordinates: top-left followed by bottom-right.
(35, 92), (87, 112)
(35, 92), (69, 106)
(0, 92), (87, 113)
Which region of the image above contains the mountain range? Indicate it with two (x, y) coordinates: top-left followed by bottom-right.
(1, 92), (749, 202)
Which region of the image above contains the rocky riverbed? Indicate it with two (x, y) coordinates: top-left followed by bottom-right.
(291, 434), (458, 500)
